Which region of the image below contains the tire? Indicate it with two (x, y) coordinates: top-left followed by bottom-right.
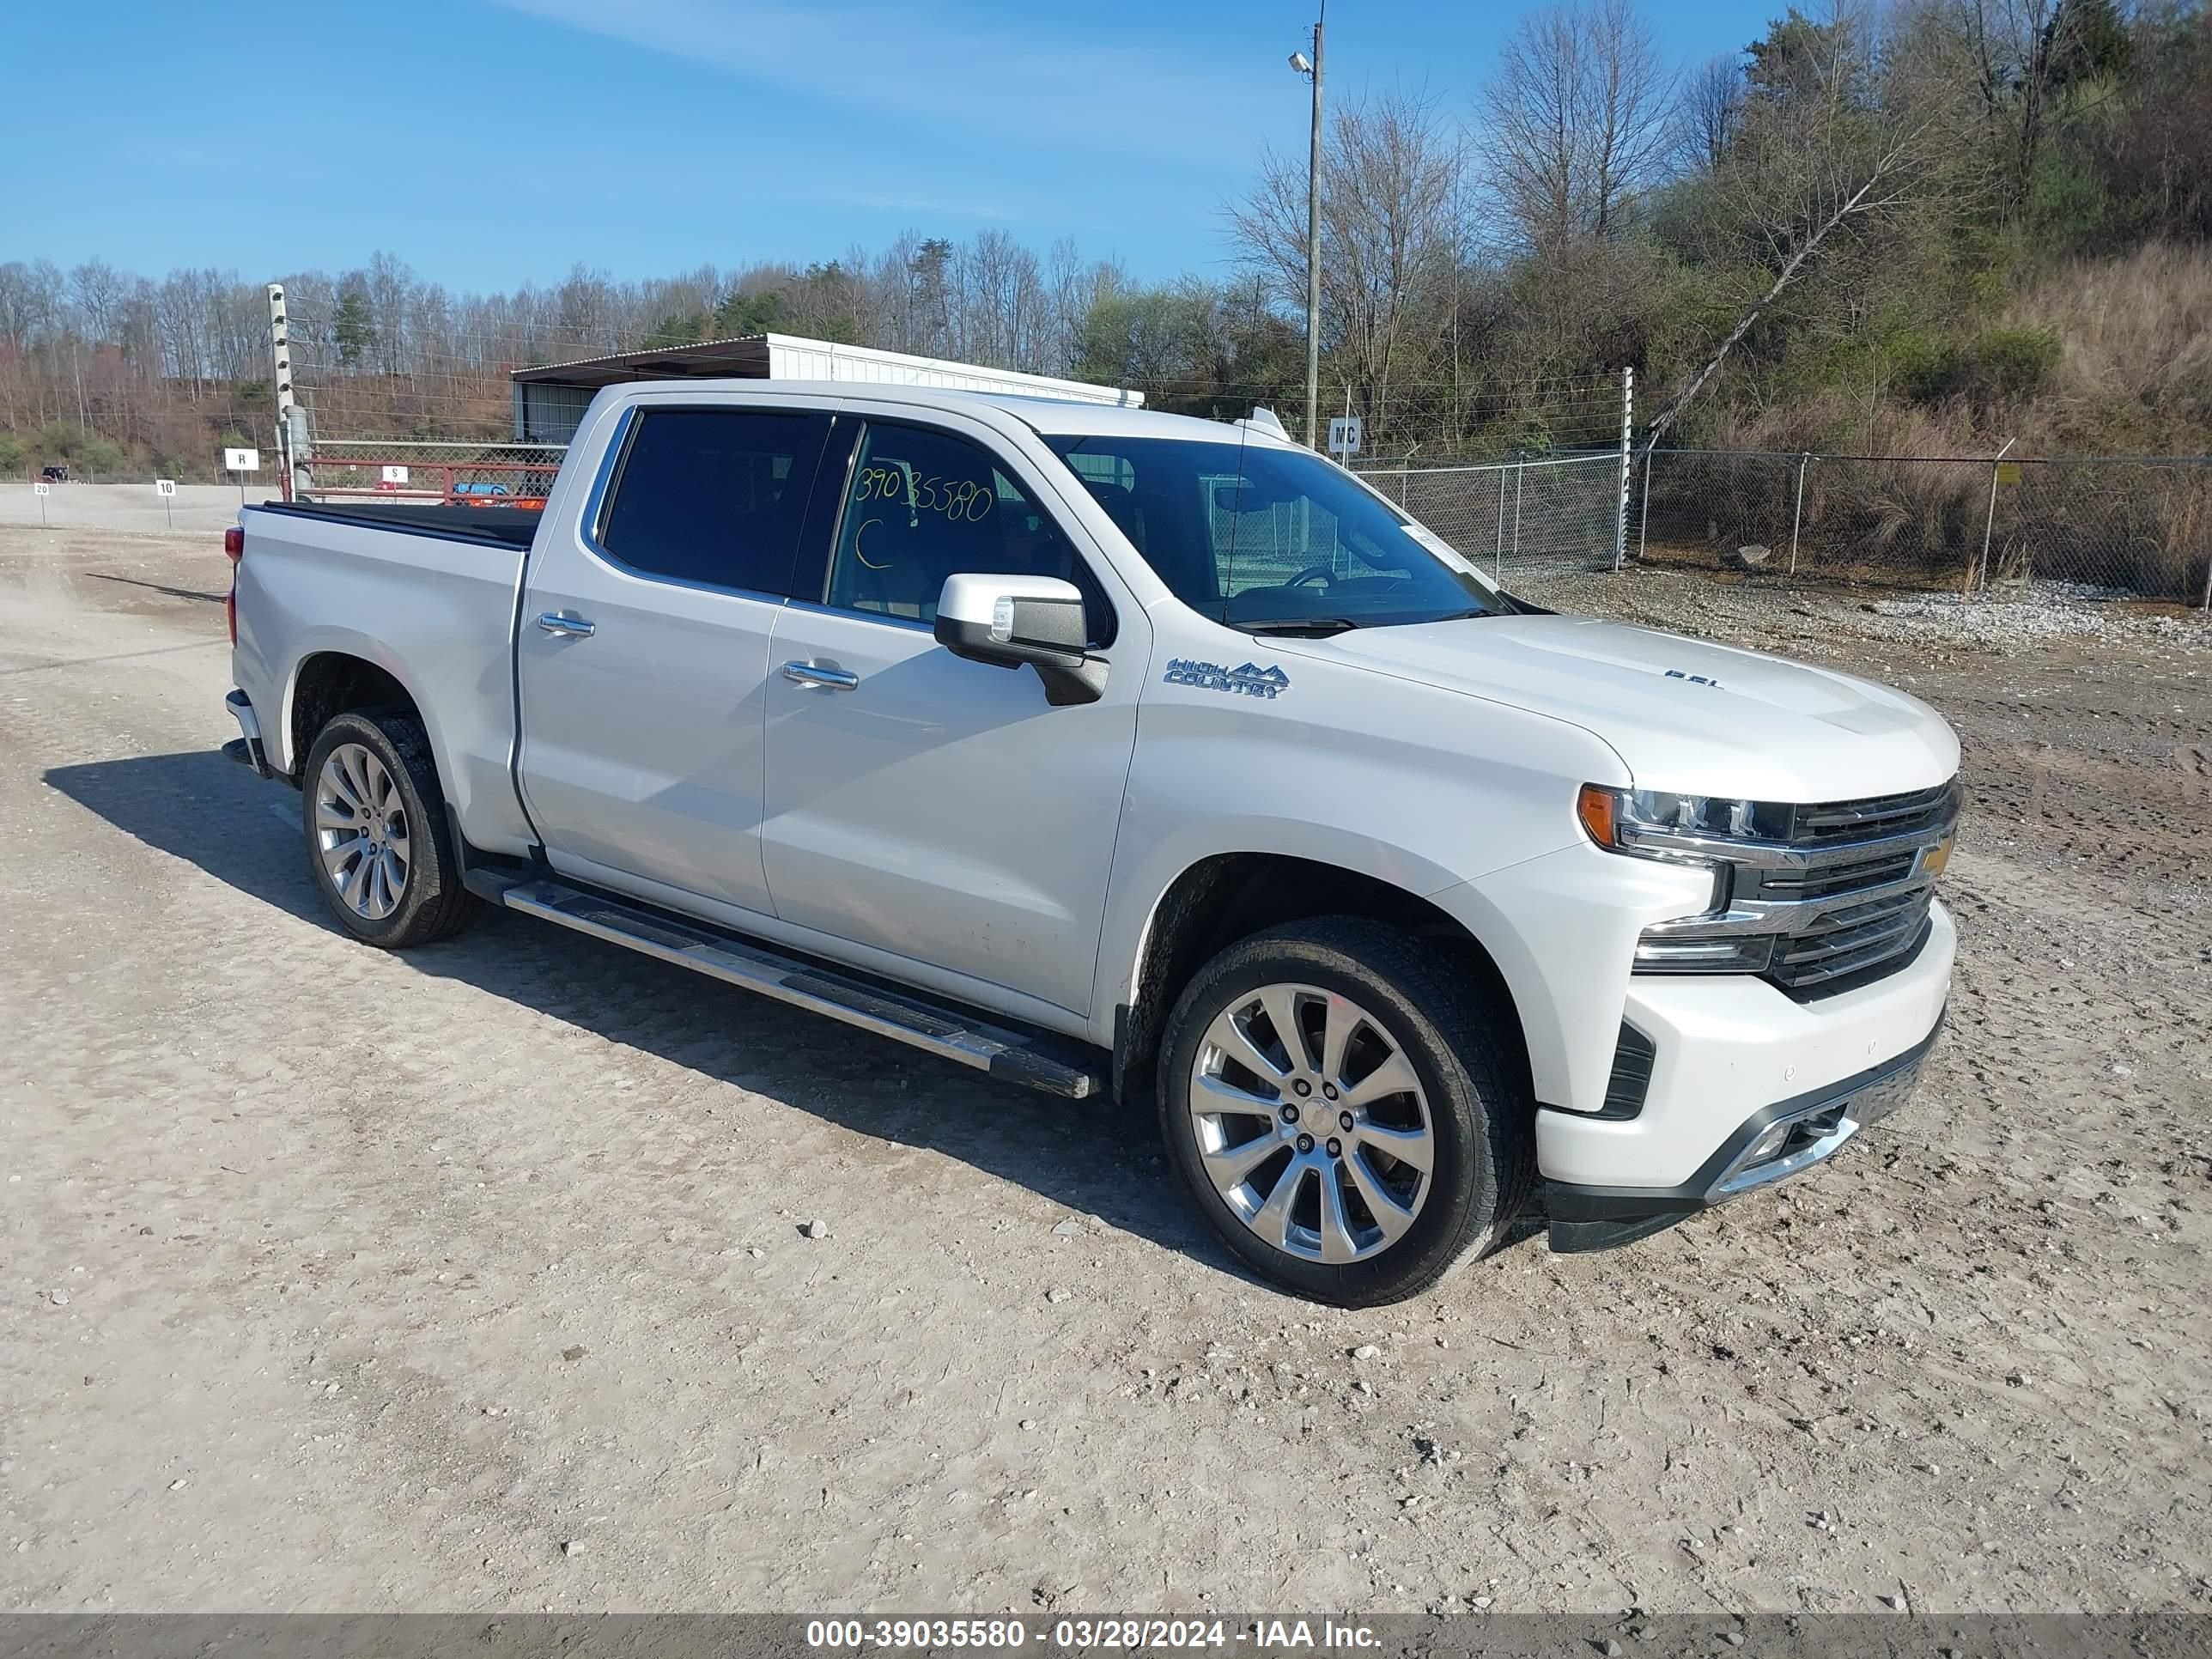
(1157, 916), (1532, 1306)
(301, 709), (480, 949)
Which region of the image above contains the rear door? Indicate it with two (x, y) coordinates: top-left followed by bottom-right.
(515, 402), (841, 916)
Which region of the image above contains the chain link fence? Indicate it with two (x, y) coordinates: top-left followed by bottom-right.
(1367, 447), (2212, 607)
(1634, 449), (2212, 605)
(1361, 452), (1626, 586)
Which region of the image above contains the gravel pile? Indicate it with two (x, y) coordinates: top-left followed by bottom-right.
(1522, 565), (2210, 656)
(1862, 586), (2209, 648)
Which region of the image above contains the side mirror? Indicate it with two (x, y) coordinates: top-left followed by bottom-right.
(933, 573), (1108, 707)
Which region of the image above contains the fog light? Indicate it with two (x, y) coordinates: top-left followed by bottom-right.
(1740, 1119), (1795, 1166)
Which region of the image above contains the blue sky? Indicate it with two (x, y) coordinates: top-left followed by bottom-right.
(14, 0), (1787, 291)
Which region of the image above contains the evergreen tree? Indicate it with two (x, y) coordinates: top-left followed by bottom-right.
(331, 283), (376, 369)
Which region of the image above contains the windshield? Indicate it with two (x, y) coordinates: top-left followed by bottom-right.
(1043, 432), (1504, 630)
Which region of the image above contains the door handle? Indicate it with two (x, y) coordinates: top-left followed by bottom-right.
(536, 612), (596, 638)
(781, 659), (860, 691)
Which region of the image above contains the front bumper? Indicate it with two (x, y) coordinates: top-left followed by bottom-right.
(1543, 1011), (1942, 1252)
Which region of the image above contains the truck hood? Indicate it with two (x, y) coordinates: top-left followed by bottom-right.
(1271, 614), (1958, 801)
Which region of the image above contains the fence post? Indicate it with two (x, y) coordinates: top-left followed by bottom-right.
(1789, 453), (1808, 577)
(1495, 466), (1508, 582)
(1613, 367), (1633, 570)
(1638, 449), (1653, 564)
(1512, 456), (1524, 559)
(267, 283), (302, 504)
(1975, 437), (2016, 596)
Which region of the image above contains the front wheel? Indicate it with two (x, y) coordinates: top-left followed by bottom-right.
(1157, 917), (1532, 1306)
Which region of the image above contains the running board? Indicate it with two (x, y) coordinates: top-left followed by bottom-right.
(473, 874), (1103, 1099)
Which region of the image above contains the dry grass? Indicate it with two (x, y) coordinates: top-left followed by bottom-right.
(1658, 250), (2212, 598)
(2010, 241), (2212, 453)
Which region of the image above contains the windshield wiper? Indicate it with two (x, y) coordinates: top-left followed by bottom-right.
(1235, 617), (1363, 635)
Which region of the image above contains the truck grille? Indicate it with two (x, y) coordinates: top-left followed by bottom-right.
(1757, 846), (1919, 902)
(1636, 779), (1958, 997)
(1792, 781), (1959, 843)
(1757, 782), (1955, 992)
(1741, 779), (1960, 911)
(1767, 884), (1936, 991)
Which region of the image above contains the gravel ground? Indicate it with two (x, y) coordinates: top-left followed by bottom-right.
(3, 524), (2208, 1615)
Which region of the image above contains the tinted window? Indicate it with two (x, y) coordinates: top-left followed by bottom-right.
(1044, 434), (1505, 630)
(596, 408), (834, 594)
(826, 422), (1113, 645)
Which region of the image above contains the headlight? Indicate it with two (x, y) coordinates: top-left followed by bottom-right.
(1577, 784), (1794, 856)
(1577, 783), (1790, 976)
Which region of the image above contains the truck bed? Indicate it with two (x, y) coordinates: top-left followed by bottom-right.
(231, 498), (539, 853)
(253, 500), (544, 550)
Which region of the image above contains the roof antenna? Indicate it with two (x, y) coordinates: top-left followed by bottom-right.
(1242, 407), (1289, 439)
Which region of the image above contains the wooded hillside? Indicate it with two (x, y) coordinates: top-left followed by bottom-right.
(2, 0), (2204, 480)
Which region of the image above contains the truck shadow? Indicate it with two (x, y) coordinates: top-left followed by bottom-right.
(44, 749), (1270, 1282)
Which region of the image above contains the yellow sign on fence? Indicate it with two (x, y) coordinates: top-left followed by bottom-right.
(1995, 460), (2023, 485)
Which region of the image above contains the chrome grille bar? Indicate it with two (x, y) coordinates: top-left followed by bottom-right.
(1756, 848), (1919, 900)
(1792, 781), (1959, 841)
(1769, 887), (1936, 988)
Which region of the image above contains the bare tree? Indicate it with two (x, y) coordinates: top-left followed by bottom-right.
(1227, 88), (1467, 431)
(1483, 0), (1677, 249)
(1680, 53), (1747, 172)
(1642, 0), (1984, 450)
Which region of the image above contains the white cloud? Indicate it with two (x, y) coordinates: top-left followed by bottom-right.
(489, 0), (1278, 164)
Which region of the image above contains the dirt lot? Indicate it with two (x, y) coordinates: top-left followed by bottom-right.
(2, 522), (2207, 1615)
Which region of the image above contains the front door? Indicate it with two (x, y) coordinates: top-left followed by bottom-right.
(760, 416), (1142, 1018)
(516, 403), (837, 916)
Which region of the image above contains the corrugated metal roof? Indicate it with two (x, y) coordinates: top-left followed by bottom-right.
(510, 332), (1141, 406)
(509, 337), (770, 386)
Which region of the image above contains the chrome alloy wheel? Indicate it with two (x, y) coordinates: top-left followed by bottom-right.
(313, 741), (410, 921)
(1188, 983), (1435, 1264)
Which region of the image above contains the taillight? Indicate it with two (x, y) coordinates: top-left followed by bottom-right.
(224, 526), (243, 644)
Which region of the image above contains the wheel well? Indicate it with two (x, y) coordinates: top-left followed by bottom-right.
(289, 653), (418, 777)
(1115, 854), (1531, 1106)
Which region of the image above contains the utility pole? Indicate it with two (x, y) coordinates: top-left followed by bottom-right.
(1291, 7), (1325, 448)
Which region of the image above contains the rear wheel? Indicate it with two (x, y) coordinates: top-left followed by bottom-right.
(1158, 917), (1531, 1306)
(301, 710), (478, 948)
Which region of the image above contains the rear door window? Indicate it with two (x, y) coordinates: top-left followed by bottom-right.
(594, 408), (835, 597)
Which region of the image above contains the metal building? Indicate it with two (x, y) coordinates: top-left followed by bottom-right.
(512, 334), (1143, 444)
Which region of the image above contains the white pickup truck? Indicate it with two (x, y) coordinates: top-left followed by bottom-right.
(222, 382), (1959, 1304)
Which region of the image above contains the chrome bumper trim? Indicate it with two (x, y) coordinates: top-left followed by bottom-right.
(1543, 1012), (1943, 1252)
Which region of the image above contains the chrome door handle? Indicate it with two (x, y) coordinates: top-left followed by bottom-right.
(781, 659), (859, 691)
(536, 612), (596, 638)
